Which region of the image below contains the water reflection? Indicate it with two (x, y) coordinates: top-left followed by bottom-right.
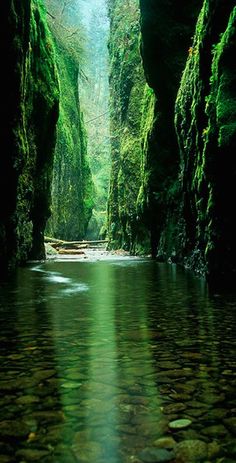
(0, 259), (236, 462)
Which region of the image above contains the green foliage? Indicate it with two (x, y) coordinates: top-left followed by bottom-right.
(27, 1), (59, 258)
(44, 0), (86, 70)
(210, 7), (236, 148)
(46, 30), (94, 240)
(107, 0), (200, 257)
(107, 0), (149, 252)
(175, 0), (236, 282)
(137, 84), (156, 217)
(79, 1), (111, 239)
(0, 0), (59, 268)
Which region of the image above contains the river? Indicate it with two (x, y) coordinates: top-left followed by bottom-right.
(0, 255), (236, 462)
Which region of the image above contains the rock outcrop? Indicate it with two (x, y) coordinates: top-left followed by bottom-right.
(176, 1), (236, 284)
(107, 0), (202, 257)
(107, 0), (148, 252)
(46, 45), (94, 241)
(138, 0), (202, 258)
(108, 0), (236, 284)
(0, 0), (59, 270)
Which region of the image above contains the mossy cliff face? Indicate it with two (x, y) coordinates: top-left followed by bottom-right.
(0, 0), (59, 270)
(138, 0), (202, 258)
(46, 46), (94, 240)
(176, 1), (236, 283)
(107, 0), (148, 252)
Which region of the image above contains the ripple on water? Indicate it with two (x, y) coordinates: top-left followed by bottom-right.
(61, 283), (89, 294)
(31, 266), (89, 294)
(44, 274), (72, 284)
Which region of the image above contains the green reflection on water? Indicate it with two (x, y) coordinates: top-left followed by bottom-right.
(0, 259), (236, 462)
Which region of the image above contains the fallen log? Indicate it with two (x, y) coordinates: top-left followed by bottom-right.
(44, 236), (108, 249)
(48, 243), (89, 250)
(57, 242), (93, 249)
(58, 249), (85, 255)
(59, 240), (108, 246)
(45, 236), (108, 247)
(44, 236), (64, 244)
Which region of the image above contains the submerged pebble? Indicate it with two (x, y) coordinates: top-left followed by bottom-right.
(139, 447), (175, 462)
(15, 395), (39, 405)
(153, 437), (176, 449)
(224, 417), (236, 434)
(15, 448), (50, 461)
(0, 420), (30, 437)
(169, 419), (192, 430)
(1, 259), (236, 462)
(202, 424), (228, 437)
(175, 439), (208, 462)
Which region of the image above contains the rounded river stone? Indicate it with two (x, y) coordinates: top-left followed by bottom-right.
(169, 419), (192, 430)
(175, 440), (208, 462)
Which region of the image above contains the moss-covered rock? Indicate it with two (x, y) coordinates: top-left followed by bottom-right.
(175, 1), (236, 283)
(138, 0), (202, 258)
(107, 0), (149, 253)
(46, 43), (94, 240)
(107, 0), (202, 256)
(0, 0), (59, 270)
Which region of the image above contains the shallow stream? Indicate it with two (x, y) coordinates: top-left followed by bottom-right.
(0, 256), (236, 462)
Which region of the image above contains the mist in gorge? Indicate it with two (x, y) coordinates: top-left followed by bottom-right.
(45, 0), (110, 242)
(79, 0), (111, 240)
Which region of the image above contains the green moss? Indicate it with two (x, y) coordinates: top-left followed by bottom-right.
(46, 36), (94, 240)
(137, 84), (156, 218)
(107, 0), (148, 252)
(107, 0), (201, 257)
(175, 0), (236, 283)
(27, 1), (59, 259)
(211, 8), (236, 149)
(0, 0), (59, 269)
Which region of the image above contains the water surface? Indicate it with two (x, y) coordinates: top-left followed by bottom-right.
(0, 257), (236, 462)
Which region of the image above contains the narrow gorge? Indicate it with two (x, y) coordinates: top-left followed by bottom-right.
(108, 0), (236, 285)
(1, 0), (235, 285)
(1, 2), (236, 462)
